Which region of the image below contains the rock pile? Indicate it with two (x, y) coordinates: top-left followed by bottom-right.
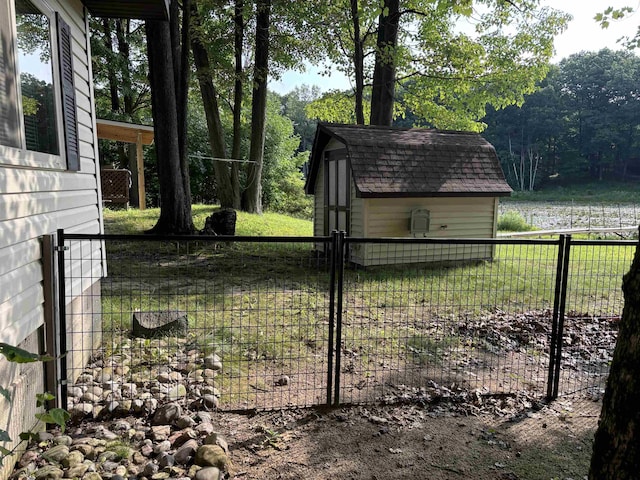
(66, 338), (224, 420)
(12, 405), (233, 480)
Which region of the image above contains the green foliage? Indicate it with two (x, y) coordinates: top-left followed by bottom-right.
(497, 211), (536, 232)
(0, 343), (47, 363)
(0, 347), (68, 465)
(484, 49), (640, 188)
(309, 0), (569, 129)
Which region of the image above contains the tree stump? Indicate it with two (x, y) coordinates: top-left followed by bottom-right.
(589, 230), (640, 479)
(132, 310), (188, 338)
(201, 208), (236, 236)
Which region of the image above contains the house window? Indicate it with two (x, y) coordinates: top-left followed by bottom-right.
(16, 0), (59, 155)
(0, 0), (79, 169)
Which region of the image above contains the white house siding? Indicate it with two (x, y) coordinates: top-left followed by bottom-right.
(357, 196), (498, 266)
(0, 1), (102, 475)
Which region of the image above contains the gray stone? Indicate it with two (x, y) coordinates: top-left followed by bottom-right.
(66, 463), (90, 478)
(152, 403), (182, 425)
(140, 444), (154, 457)
(132, 310), (188, 338)
(196, 412), (212, 423)
(101, 461), (119, 473)
(201, 395), (219, 409)
(71, 444), (95, 458)
(143, 463), (159, 477)
(53, 435), (73, 446)
(203, 354), (222, 370)
(87, 385), (104, 397)
(18, 450), (39, 468)
(203, 433), (228, 454)
(34, 465), (64, 480)
(195, 422), (215, 436)
(194, 445), (228, 469)
(80, 392), (100, 403)
(82, 472), (103, 480)
(42, 445), (70, 463)
(150, 425), (172, 441)
(62, 450), (84, 468)
(175, 415), (196, 429)
(150, 473), (170, 480)
(144, 397), (159, 414)
(76, 373), (94, 384)
(194, 467), (221, 480)
(69, 403), (93, 418)
(97, 451), (118, 463)
(174, 439), (198, 465)
(153, 440), (172, 454)
(38, 432), (55, 442)
(121, 383), (137, 397)
(68, 386), (84, 398)
(158, 452), (175, 468)
(167, 384), (187, 401)
(275, 375), (290, 386)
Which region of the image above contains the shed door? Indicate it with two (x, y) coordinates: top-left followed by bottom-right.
(324, 149), (350, 235)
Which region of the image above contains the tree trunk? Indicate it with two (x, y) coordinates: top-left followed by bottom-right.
(589, 232), (640, 479)
(369, 0), (399, 126)
(242, 0), (270, 214)
(350, 0), (365, 125)
(145, 2), (194, 234)
(101, 19), (120, 112)
(190, 0), (235, 208)
(230, 0), (244, 209)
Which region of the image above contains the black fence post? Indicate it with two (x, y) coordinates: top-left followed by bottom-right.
(56, 229), (68, 410)
(546, 234), (571, 400)
(326, 232), (338, 405)
(552, 234), (572, 398)
(333, 231), (346, 406)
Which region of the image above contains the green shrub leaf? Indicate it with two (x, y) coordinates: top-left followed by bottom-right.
(0, 343), (42, 363)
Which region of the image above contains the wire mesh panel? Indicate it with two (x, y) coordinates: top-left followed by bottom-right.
(557, 240), (635, 398)
(336, 238), (562, 405)
(58, 232), (632, 414)
(62, 235), (332, 414)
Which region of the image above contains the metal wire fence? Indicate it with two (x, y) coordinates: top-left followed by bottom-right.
(57, 232), (634, 414)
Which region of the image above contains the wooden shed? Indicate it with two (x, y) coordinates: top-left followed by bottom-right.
(304, 124), (512, 266)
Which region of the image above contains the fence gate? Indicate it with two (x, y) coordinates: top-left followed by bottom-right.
(55, 230), (632, 415)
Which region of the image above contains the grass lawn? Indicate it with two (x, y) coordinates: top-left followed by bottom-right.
(103, 204), (313, 236)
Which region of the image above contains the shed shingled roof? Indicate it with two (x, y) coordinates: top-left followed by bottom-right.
(305, 124), (512, 198)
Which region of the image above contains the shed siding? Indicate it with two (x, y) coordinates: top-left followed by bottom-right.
(313, 160), (324, 237)
(358, 197), (498, 266)
(0, 0), (102, 348)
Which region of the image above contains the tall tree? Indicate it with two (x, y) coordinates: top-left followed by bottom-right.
(369, 0), (399, 125)
(242, 0), (271, 213)
(145, 0), (194, 234)
(589, 233), (640, 479)
(190, 0), (237, 208)
(309, 0), (570, 130)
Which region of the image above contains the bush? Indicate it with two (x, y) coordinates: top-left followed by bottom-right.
(497, 211), (536, 232)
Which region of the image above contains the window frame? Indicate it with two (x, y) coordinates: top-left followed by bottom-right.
(0, 0), (69, 170)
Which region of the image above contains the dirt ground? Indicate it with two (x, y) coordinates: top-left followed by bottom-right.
(213, 397), (599, 480)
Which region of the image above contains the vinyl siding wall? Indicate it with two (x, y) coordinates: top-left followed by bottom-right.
(0, 2), (102, 474)
(355, 196), (499, 266)
(0, 0), (103, 347)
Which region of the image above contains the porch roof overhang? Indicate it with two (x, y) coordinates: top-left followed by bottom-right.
(96, 119), (154, 145)
(82, 0), (170, 20)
